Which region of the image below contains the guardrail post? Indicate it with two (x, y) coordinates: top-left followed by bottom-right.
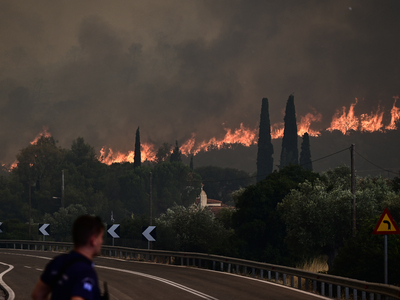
(362, 291), (366, 300)
(313, 280), (317, 292)
(329, 284), (333, 298)
(298, 277), (301, 289)
(291, 275), (294, 287)
(321, 282), (325, 296)
(268, 271), (271, 280)
(252, 268), (255, 277)
(283, 274), (286, 286)
(21, 243), (23, 249)
(337, 285), (341, 299)
(228, 263), (231, 273)
(345, 287), (349, 300)
(212, 261), (216, 270)
(260, 270), (264, 279)
(220, 262), (223, 271)
(13, 243), (15, 249)
(353, 288), (357, 300)
(275, 272), (279, 283)
(236, 265), (240, 274)
(35, 245), (37, 250)
(369, 292), (374, 300)
(244, 266), (247, 276)
(305, 279), (309, 291)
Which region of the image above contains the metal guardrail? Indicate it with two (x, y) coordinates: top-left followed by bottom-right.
(1, 240), (399, 300)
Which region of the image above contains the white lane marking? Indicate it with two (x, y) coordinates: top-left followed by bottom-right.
(0, 262), (15, 300)
(0, 251), (329, 299)
(97, 265), (219, 300)
(24, 266), (32, 268)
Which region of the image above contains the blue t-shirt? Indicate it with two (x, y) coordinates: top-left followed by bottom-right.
(41, 251), (101, 300)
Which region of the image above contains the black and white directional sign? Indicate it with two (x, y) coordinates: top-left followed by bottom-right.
(142, 226), (156, 242)
(107, 224), (120, 238)
(0, 222), (2, 233)
(38, 224), (50, 236)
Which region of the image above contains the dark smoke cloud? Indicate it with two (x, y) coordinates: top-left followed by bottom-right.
(1, 0), (400, 174)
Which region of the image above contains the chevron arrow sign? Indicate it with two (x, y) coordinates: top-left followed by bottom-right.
(38, 224), (50, 236)
(107, 224), (120, 238)
(142, 226), (156, 242)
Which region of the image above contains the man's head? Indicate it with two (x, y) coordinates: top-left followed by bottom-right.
(72, 215), (104, 252)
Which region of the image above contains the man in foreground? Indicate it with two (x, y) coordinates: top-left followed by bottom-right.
(32, 215), (105, 300)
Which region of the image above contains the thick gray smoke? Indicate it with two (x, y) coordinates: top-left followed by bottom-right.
(1, 0), (400, 174)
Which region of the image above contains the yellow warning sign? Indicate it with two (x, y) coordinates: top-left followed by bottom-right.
(373, 208), (400, 235)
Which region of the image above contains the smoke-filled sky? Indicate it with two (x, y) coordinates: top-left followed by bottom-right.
(1, 0), (400, 172)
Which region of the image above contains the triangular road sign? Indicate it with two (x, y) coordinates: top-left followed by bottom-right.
(373, 208), (400, 235)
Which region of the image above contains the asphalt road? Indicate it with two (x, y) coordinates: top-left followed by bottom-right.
(0, 249), (329, 300)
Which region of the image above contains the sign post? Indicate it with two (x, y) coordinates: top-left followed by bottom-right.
(372, 208), (400, 284)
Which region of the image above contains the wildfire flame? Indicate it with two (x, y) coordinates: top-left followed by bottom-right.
(327, 99), (359, 135)
(327, 97), (400, 134)
(385, 96), (400, 130)
(298, 112), (322, 137)
(93, 96), (400, 164)
(30, 126), (52, 145)
(5, 96), (400, 166)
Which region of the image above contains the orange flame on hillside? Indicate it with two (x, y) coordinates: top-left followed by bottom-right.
(386, 96), (400, 130)
(326, 97), (400, 134)
(31, 127), (52, 144)
(99, 144), (158, 165)
(298, 112), (322, 137)
(5, 96), (400, 167)
(327, 99), (359, 134)
(180, 123), (258, 156)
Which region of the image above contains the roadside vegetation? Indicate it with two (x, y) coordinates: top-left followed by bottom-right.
(0, 136), (399, 285)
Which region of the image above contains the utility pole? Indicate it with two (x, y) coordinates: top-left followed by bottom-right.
(351, 144), (356, 237)
(29, 184), (32, 239)
(149, 172), (153, 226)
(61, 170), (65, 208)
(149, 172), (153, 250)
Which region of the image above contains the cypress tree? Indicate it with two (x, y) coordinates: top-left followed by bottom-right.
(280, 94), (298, 168)
(256, 98), (274, 182)
(170, 140), (182, 162)
(190, 154), (194, 170)
(134, 126), (141, 168)
(300, 132), (313, 170)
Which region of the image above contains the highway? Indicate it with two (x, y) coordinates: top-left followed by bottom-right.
(0, 249), (329, 300)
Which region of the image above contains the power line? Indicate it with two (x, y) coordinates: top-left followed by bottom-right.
(302, 146), (350, 166)
(354, 149), (399, 176)
(197, 146), (351, 183)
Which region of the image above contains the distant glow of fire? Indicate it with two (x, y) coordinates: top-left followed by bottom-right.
(327, 97), (400, 135)
(98, 96), (400, 163)
(327, 99), (359, 135)
(6, 96), (400, 167)
(297, 112), (322, 137)
(386, 96), (400, 130)
(30, 126), (52, 145)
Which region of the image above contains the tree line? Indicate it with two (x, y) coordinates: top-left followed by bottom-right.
(0, 96), (399, 285)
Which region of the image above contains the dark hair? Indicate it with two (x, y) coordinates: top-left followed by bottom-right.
(72, 215), (104, 247)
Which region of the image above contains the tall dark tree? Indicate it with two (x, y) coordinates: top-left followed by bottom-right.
(134, 127), (141, 168)
(299, 132), (312, 170)
(189, 154), (194, 170)
(170, 140), (182, 162)
(256, 98), (274, 182)
(280, 94), (298, 168)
